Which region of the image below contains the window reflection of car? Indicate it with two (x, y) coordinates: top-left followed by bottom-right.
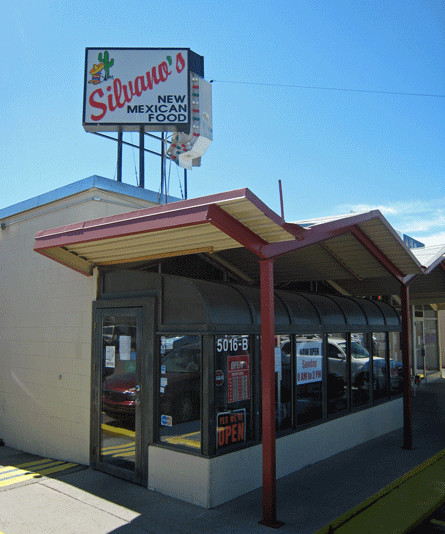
(327, 339), (369, 382)
(328, 338), (403, 392)
(160, 344), (201, 423)
(102, 371), (137, 419)
(102, 342), (201, 424)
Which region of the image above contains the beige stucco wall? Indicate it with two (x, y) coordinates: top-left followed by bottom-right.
(148, 398), (403, 508)
(0, 187), (158, 463)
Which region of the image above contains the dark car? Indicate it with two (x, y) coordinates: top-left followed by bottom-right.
(159, 345), (201, 423)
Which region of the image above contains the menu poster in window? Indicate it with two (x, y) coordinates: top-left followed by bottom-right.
(227, 354), (250, 403)
(215, 335), (250, 405)
(217, 409), (246, 449)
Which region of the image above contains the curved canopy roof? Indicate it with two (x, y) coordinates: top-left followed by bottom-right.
(133, 272), (401, 333)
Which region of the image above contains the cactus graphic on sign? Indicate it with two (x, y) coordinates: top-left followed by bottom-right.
(98, 51), (114, 80)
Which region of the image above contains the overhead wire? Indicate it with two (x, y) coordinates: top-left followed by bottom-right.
(207, 79), (444, 98)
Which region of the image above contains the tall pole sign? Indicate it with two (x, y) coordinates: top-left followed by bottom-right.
(83, 48), (212, 173)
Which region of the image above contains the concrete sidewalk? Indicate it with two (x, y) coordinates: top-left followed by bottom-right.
(1, 376), (444, 534)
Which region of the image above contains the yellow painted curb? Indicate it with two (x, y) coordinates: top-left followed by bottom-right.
(315, 448), (445, 534)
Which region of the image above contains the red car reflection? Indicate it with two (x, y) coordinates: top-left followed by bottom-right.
(102, 372), (136, 418)
(102, 345), (200, 423)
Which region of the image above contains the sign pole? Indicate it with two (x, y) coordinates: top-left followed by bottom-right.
(161, 132), (166, 202)
(117, 132), (123, 183)
(139, 128), (145, 188)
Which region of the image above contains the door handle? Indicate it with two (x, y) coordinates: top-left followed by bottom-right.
(135, 384), (141, 392)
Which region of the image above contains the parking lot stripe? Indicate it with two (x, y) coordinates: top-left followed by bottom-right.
(162, 431), (201, 449)
(105, 448), (135, 457)
(101, 443), (135, 454)
(101, 423), (135, 438)
(0, 461), (78, 488)
(0, 458), (55, 473)
(0, 460), (65, 482)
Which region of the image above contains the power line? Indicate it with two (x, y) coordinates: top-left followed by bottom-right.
(208, 79), (445, 98)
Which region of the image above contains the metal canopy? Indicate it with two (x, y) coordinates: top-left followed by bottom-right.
(34, 188), (424, 293)
(325, 245), (445, 308)
(34, 188), (299, 276)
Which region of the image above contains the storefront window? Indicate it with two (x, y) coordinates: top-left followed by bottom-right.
(275, 335), (292, 431)
(425, 316), (439, 373)
(158, 335), (201, 450)
(372, 333), (389, 400)
(350, 334), (371, 408)
(295, 335), (323, 426)
(389, 331), (403, 396)
(215, 335), (251, 450)
(327, 334), (349, 415)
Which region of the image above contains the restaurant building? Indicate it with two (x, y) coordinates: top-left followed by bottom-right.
(1, 176), (443, 513)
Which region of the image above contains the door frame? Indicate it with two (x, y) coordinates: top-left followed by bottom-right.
(91, 298), (156, 485)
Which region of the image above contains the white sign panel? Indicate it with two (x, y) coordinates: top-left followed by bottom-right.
(83, 48), (201, 133)
(296, 341), (323, 384)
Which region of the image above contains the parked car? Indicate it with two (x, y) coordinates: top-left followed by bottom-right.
(295, 337), (403, 393)
(102, 341), (201, 424)
(102, 371), (137, 419)
(159, 344), (201, 422)
(328, 338), (403, 392)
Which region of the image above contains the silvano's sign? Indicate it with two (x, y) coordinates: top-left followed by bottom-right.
(83, 48), (204, 133)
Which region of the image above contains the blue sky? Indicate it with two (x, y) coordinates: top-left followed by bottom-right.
(2, 1), (444, 244)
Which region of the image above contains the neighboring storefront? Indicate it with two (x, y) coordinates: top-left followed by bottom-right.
(1, 177), (443, 510)
(409, 246), (445, 377)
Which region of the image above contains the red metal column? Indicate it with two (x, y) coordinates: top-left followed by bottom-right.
(401, 283), (413, 450)
(259, 259), (283, 528)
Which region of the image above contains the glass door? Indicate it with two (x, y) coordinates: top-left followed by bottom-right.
(92, 308), (143, 483)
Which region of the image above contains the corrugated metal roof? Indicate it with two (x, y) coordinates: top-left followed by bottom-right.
(34, 188), (424, 293)
(410, 245), (445, 271)
(293, 211), (369, 228)
(34, 189), (299, 275)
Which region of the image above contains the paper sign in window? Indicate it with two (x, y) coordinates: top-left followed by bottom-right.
(105, 346), (115, 368)
(119, 335), (131, 361)
(296, 341), (323, 384)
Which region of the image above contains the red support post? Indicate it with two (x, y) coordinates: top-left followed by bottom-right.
(259, 259), (284, 528)
(400, 283), (413, 450)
